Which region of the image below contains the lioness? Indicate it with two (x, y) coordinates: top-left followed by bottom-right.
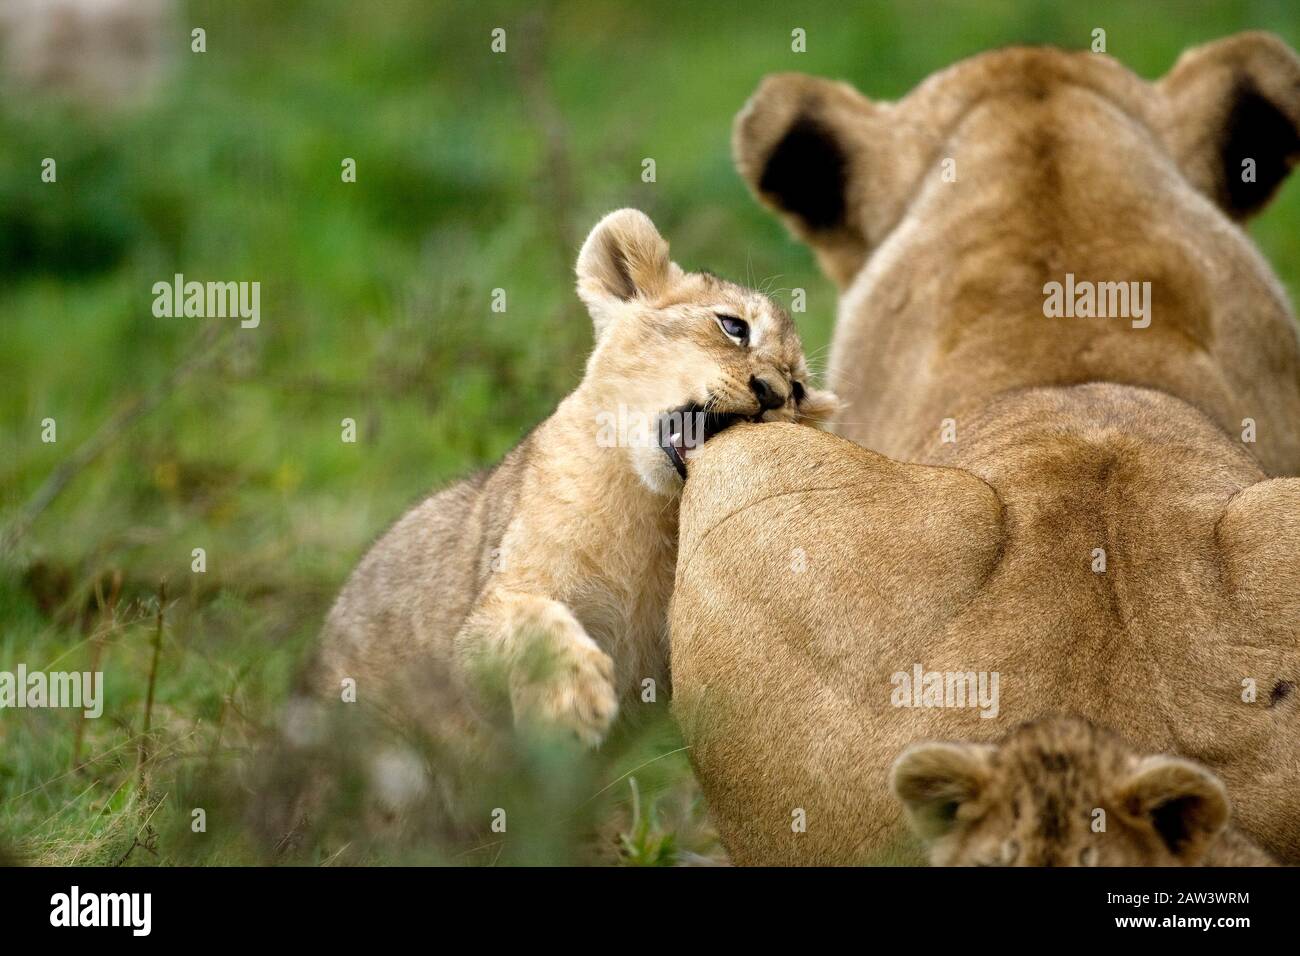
(892, 716), (1275, 866)
(671, 34), (1300, 864)
(312, 209), (834, 747)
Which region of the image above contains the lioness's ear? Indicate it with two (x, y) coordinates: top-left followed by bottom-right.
(890, 741), (993, 841)
(576, 208), (677, 336)
(734, 73), (881, 287)
(1157, 32), (1300, 219)
(795, 386), (842, 429)
(1115, 756), (1230, 863)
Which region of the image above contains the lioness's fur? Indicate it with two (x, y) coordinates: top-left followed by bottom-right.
(892, 716), (1275, 866)
(312, 209), (833, 747)
(671, 35), (1300, 865)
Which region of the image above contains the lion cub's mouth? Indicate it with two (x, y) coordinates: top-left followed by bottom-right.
(657, 402), (752, 480)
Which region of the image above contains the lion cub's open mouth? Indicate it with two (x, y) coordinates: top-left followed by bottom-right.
(657, 402), (752, 480)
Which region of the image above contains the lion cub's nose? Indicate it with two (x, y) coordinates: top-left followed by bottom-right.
(749, 375), (786, 411)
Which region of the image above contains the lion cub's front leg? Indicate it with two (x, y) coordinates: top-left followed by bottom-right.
(456, 588), (618, 746)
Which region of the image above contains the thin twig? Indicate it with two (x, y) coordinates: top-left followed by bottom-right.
(628, 776), (641, 835)
(581, 745), (693, 806)
(137, 579), (166, 792)
(207, 691), (231, 765)
(113, 795), (166, 867)
(74, 569), (121, 771)
(1, 323), (233, 556)
(513, 11), (581, 294)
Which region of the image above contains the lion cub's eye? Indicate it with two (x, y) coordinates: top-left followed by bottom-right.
(715, 314), (749, 346)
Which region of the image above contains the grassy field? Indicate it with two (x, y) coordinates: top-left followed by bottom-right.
(2, 0), (1298, 865)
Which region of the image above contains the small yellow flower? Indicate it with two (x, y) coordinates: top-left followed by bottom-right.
(274, 460), (303, 494)
(153, 460), (179, 493)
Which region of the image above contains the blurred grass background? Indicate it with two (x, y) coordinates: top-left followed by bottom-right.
(1, 0), (1297, 865)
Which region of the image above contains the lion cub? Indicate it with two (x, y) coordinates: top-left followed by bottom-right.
(314, 209), (835, 746)
(891, 716), (1275, 866)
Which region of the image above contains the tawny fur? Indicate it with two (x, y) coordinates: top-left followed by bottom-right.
(312, 209), (835, 748)
(671, 35), (1300, 865)
(892, 716), (1276, 866)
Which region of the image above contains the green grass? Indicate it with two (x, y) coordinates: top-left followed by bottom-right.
(1, 0), (1298, 865)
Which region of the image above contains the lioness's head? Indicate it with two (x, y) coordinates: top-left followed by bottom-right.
(574, 208), (838, 495)
(892, 717), (1241, 867)
(733, 32), (1300, 288)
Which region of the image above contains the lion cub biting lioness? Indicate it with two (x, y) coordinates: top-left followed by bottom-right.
(313, 209), (835, 746)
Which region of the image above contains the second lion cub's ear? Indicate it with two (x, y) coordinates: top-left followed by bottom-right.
(1114, 756), (1231, 864)
(576, 209), (680, 336)
(890, 741), (994, 841)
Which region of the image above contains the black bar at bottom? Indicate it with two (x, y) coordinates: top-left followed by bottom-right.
(0, 865), (1285, 941)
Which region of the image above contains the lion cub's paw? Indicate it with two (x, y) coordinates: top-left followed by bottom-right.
(510, 607), (618, 747)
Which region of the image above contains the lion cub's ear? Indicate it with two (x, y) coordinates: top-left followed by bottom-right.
(1157, 32), (1300, 219)
(1114, 756), (1231, 864)
(890, 741), (994, 841)
(576, 209), (680, 337)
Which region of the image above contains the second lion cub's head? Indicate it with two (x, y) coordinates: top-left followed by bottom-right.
(575, 208), (838, 495)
